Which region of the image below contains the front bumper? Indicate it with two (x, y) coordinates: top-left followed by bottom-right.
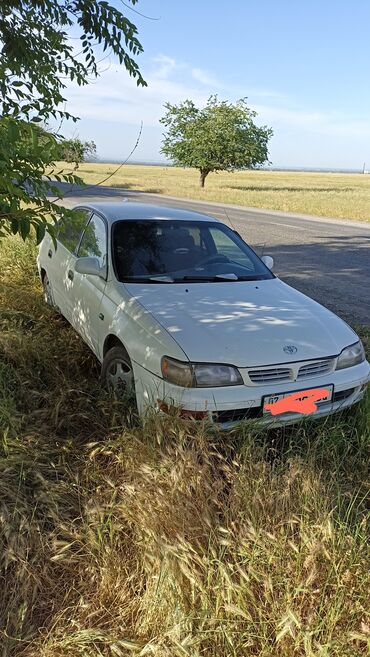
(133, 360), (370, 428)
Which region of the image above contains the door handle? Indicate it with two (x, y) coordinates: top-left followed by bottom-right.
(67, 269), (74, 281)
(48, 249), (52, 258)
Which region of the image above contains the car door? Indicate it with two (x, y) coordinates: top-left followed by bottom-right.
(46, 208), (92, 316)
(67, 212), (108, 356)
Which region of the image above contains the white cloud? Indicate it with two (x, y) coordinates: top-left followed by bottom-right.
(64, 55), (210, 129)
(191, 67), (221, 87)
(152, 54), (177, 80)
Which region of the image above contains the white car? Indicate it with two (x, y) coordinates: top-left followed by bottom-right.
(37, 202), (369, 428)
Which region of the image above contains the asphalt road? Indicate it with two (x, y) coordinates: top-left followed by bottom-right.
(57, 183), (370, 325)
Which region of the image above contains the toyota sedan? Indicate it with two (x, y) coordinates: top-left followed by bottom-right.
(37, 202), (370, 428)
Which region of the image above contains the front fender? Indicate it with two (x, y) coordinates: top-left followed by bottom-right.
(99, 282), (188, 377)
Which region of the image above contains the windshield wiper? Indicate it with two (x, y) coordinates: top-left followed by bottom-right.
(178, 273), (239, 282)
(237, 274), (267, 281)
(215, 273), (238, 280)
(124, 273), (265, 283)
(149, 276), (175, 282)
(123, 276), (174, 283)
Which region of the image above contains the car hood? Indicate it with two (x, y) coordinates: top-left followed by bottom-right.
(124, 279), (357, 367)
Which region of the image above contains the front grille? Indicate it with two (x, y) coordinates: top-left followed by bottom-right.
(213, 406), (262, 424)
(248, 367), (292, 384)
(297, 359), (333, 379)
(247, 357), (335, 385)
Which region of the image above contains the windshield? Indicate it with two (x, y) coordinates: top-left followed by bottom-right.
(112, 219), (274, 283)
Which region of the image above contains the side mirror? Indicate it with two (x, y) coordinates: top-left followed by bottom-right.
(261, 255), (274, 270)
(75, 256), (106, 278)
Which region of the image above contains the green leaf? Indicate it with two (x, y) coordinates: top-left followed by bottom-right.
(19, 219), (30, 240)
(8, 120), (19, 141)
(35, 222), (46, 244)
(11, 217), (19, 235)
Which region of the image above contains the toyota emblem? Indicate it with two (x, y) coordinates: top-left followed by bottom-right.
(283, 345), (298, 354)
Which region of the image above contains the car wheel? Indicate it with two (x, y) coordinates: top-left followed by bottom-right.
(101, 346), (137, 406)
(42, 273), (56, 308)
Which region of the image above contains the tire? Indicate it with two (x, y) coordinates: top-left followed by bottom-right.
(42, 272), (56, 308)
(101, 346), (137, 407)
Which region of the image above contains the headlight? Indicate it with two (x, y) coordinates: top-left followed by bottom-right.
(336, 341), (365, 370)
(161, 357), (194, 387)
(193, 363), (243, 387)
(161, 357), (243, 387)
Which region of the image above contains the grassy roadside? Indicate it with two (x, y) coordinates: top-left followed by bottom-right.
(60, 163), (370, 222)
(0, 235), (369, 656)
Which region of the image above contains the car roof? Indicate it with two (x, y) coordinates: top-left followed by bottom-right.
(73, 202), (221, 225)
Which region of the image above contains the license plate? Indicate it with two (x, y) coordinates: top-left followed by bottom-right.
(263, 384), (334, 415)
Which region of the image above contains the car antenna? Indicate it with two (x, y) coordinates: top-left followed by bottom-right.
(224, 206), (266, 258)
(223, 207), (236, 230)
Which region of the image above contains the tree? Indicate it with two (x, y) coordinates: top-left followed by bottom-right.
(57, 138), (97, 169)
(0, 118), (76, 242)
(160, 96), (273, 188)
(0, 0), (146, 242)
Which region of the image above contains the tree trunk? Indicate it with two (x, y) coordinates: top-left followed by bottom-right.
(199, 169), (209, 188)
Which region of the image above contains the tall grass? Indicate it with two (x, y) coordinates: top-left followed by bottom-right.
(0, 235), (369, 656)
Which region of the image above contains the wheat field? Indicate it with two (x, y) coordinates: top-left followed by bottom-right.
(62, 163), (370, 221)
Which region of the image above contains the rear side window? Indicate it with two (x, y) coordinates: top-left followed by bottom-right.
(78, 213), (107, 267)
(58, 209), (91, 253)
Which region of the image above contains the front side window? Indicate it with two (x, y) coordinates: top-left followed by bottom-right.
(58, 208), (91, 253)
(208, 227), (256, 271)
(112, 220), (274, 283)
(78, 213), (107, 267)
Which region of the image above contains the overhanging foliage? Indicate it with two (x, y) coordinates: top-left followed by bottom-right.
(0, 0), (146, 241)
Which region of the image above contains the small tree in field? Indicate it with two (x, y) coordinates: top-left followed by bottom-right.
(58, 138), (97, 169)
(160, 96), (273, 188)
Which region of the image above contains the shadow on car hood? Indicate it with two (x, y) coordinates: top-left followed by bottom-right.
(124, 278), (356, 367)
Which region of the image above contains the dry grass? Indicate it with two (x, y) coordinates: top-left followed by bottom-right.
(60, 162), (370, 221)
(0, 234), (369, 656)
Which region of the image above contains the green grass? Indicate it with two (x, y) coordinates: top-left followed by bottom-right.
(0, 234), (369, 656)
(63, 162), (370, 221)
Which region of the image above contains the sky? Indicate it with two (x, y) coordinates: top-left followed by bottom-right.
(62, 0), (370, 169)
